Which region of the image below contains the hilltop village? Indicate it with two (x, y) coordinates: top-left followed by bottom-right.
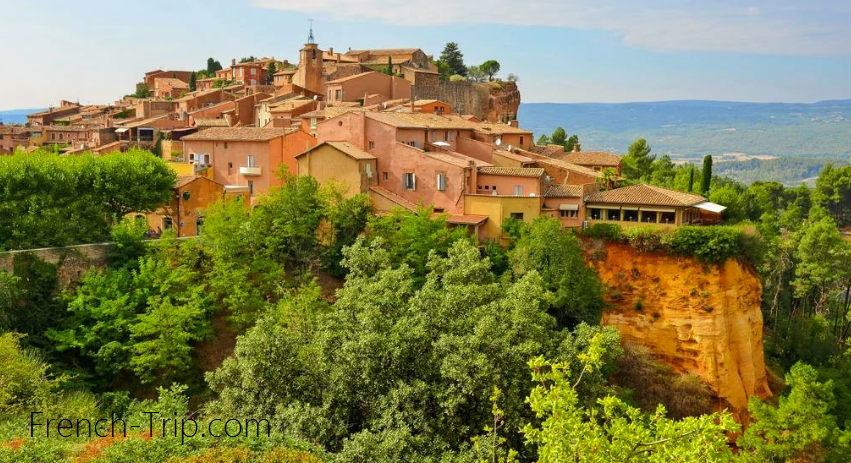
(0, 37), (726, 241)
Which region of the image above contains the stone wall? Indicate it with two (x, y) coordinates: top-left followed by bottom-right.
(412, 79), (521, 122)
(0, 243), (112, 288)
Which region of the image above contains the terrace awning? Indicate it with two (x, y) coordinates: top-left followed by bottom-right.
(114, 128), (129, 133)
(559, 204), (579, 211)
(694, 201), (727, 213)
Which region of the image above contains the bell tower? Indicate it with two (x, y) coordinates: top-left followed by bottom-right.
(293, 20), (324, 95)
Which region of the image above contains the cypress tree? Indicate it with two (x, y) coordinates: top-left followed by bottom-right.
(189, 71), (197, 91)
(700, 155), (713, 194)
(687, 166), (695, 192)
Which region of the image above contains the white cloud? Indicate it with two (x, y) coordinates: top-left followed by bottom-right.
(251, 0), (851, 55)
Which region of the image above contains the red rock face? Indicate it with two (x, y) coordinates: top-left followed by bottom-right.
(484, 81), (521, 123)
(588, 242), (771, 418)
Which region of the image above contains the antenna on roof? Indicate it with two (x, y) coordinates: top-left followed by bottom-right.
(308, 19), (315, 44)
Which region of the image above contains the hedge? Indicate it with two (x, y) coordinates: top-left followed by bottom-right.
(582, 223), (759, 264)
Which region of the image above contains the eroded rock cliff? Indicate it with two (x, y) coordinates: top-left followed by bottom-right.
(587, 242), (771, 415)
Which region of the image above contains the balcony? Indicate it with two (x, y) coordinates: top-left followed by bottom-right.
(240, 166), (262, 176)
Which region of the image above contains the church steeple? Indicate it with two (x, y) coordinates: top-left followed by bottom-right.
(307, 18), (315, 44)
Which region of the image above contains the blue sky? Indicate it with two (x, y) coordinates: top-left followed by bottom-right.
(1, 0), (850, 110)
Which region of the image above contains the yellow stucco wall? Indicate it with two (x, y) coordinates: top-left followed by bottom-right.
(296, 144), (375, 197)
(464, 195), (541, 241)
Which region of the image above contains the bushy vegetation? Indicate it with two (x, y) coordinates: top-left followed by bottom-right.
(0, 150), (176, 251)
(3, 144), (851, 460)
(583, 223), (753, 264)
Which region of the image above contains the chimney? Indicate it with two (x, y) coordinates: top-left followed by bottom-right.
(572, 143), (581, 152)
(328, 47), (333, 54)
(231, 58), (236, 66)
(509, 120), (518, 128)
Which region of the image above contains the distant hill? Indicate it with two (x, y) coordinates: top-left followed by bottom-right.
(518, 100), (851, 162)
(0, 108), (45, 125)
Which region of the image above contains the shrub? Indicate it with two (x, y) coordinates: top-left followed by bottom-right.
(623, 226), (668, 252)
(583, 223), (622, 240)
(613, 343), (714, 419)
(667, 226), (741, 263)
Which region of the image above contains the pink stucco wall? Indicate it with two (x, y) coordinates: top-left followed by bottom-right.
(475, 173), (541, 197)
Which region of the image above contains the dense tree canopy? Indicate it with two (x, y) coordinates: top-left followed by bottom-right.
(0, 150), (175, 251)
(440, 42), (467, 77)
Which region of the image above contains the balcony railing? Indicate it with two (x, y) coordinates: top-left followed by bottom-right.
(240, 166), (261, 176)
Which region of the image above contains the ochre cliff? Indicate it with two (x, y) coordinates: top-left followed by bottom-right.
(482, 81), (521, 123)
(587, 242), (771, 415)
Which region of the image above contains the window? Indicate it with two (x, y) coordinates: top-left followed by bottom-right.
(224, 142), (228, 149)
(514, 185), (523, 196)
(449, 131), (455, 141)
(431, 131), (437, 142)
(368, 141), (375, 150)
(248, 180), (254, 197)
(510, 212), (524, 220)
(365, 163), (373, 178)
(59, 133), (63, 140)
(444, 131), (449, 141)
(589, 208), (602, 220)
(624, 210), (639, 222)
(51, 133), (56, 140)
(607, 209), (621, 221)
(484, 185), (490, 190)
(403, 173), (416, 190)
(163, 217), (173, 229)
(660, 211), (676, 224)
(383, 172), (389, 181)
(335, 89), (342, 100)
(251, 68), (257, 75)
(434, 208), (445, 213)
(407, 141), (417, 148)
(560, 209), (578, 218)
(641, 211), (658, 223)
(195, 217), (204, 235)
(310, 117), (317, 129)
(247, 155), (255, 167)
(520, 136), (524, 145)
(436, 173), (447, 191)
(593, 166), (602, 172)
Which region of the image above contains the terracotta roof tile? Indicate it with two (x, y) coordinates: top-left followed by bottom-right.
(194, 118), (229, 127)
(585, 184), (706, 207)
(298, 141), (376, 160)
(562, 151), (622, 167)
(181, 127), (286, 141)
(545, 184), (582, 198)
(475, 122), (533, 135)
(365, 112), (479, 130)
(478, 166), (545, 177)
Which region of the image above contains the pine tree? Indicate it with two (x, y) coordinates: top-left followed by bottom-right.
(440, 42), (467, 77)
(701, 155), (713, 194)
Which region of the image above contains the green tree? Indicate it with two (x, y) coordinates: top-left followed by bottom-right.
(440, 42), (467, 77)
(687, 165), (695, 192)
(522, 344), (739, 463)
(266, 61), (277, 85)
(481, 60), (501, 81)
(132, 82), (150, 98)
(792, 212), (851, 315)
(510, 217), (605, 327)
(813, 164), (851, 227)
(385, 56), (393, 76)
(621, 138), (655, 180)
(738, 362), (848, 462)
(206, 57), (222, 75)
(536, 134), (551, 146)
(565, 134), (579, 152)
(188, 71), (197, 91)
(434, 60), (451, 82)
(551, 127), (568, 147)
(467, 65), (487, 83)
(700, 155), (713, 194)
